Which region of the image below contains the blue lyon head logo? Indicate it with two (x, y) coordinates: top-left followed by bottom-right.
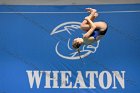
(50, 21), (100, 60)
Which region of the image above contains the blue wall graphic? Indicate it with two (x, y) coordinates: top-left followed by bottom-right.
(0, 4), (140, 93)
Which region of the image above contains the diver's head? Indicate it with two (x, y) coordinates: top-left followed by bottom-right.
(72, 38), (83, 49)
(72, 41), (81, 49)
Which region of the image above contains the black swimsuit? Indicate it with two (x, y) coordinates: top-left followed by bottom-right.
(91, 23), (108, 39)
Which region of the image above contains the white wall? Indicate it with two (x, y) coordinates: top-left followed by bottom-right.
(0, 0), (140, 5)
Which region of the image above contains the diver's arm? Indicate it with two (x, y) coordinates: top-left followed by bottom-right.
(83, 17), (96, 38)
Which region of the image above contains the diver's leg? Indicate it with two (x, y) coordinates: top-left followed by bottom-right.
(80, 8), (97, 31)
(86, 8), (97, 20)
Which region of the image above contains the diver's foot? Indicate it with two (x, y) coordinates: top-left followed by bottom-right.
(86, 8), (97, 14)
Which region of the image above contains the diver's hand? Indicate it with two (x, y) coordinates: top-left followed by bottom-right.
(83, 33), (90, 38)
